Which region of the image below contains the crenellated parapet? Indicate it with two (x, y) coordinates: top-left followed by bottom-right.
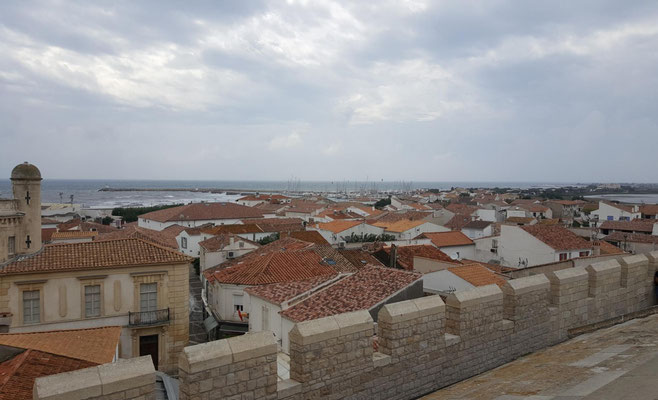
(33, 252), (658, 400)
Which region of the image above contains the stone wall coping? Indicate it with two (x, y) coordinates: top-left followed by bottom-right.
(98, 356), (155, 395)
(586, 260), (621, 275)
(372, 352), (392, 368)
(34, 365), (102, 400)
(547, 266), (588, 284)
(444, 333), (461, 347)
(646, 251), (658, 263)
(289, 316), (340, 346)
(412, 295), (445, 317)
(228, 331), (277, 362)
(619, 254), (648, 268)
(180, 338), (233, 374)
(503, 274), (550, 295)
(333, 310), (374, 336)
(378, 299), (419, 324)
(277, 378), (302, 399)
(445, 284), (503, 307)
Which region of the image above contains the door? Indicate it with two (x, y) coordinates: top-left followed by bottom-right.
(139, 334), (159, 370)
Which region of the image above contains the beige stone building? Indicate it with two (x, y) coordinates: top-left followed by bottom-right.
(0, 162), (42, 263)
(0, 238), (191, 375)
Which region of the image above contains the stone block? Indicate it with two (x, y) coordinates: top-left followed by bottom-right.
(412, 295), (445, 317)
(289, 316), (340, 346)
(228, 331), (277, 362)
(619, 254), (648, 268)
(503, 274), (550, 295)
(446, 284), (503, 308)
(334, 310), (374, 337)
(372, 352), (391, 368)
(547, 266), (588, 285)
(180, 338), (232, 374)
(277, 379), (302, 398)
(98, 356), (155, 395)
(33, 364), (102, 400)
(378, 300), (419, 324)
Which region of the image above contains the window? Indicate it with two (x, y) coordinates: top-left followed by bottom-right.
(140, 283), (158, 312)
(559, 253), (568, 261)
(233, 294), (243, 312)
(181, 237), (188, 249)
(228, 251), (234, 258)
(239, 241), (244, 248)
(579, 251), (590, 257)
(7, 236), (15, 256)
(23, 290), (40, 324)
(85, 285), (101, 317)
(607, 216), (614, 221)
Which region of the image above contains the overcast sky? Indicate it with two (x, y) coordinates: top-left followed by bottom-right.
(1, 1), (657, 182)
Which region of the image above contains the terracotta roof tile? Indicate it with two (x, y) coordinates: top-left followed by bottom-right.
(374, 245), (456, 270)
(199, 234), (260, 252)
(422, 231), (474, 247)
(280, 266), (421, 322)
(599, 219), (656, 233)
(0, 326), (121, 364)
(445, 214), (473, 230)
(0, 349), (97, 400)
(373, 219), (427, 233)
(97, 224), (184, 249)
(244, 275), (337, 305)
(595, 240), (625, 255)
(280, 231), (329, 245)
(1, 239), (191, 275)
(140, 202), (263, 222)
(317, 220), (363, 234)
(604, 231), (658, 245)
(521, 225), (592, 251)
(448, 264), (508, 288)
(51, 231), (98, 240)
(338, 249), (384, 269)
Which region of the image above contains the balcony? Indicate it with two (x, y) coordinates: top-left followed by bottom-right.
(128, 308), (170, 327)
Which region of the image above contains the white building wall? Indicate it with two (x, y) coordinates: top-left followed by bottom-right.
(138, 218), (243, 231)
(498, 225), (556, 267)
(437, 244), (475, 261)
(475, 209), (496, 222)
(393, 222), (449, 241)
(211, 283), (250, 322)
(246, 295), (284, 348)
(311, 223), (384, 245)
(462, 225), (493, 240)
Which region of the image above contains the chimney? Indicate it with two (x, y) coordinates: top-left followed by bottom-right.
(389, 244), (397, 269)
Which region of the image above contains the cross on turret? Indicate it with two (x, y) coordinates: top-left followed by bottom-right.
(25, 191), (31, 205)
(25, 235), (31, 249)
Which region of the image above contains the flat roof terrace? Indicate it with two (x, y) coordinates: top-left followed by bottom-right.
(422, 313), (658, 400)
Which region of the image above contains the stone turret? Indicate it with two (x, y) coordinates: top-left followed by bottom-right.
(10, 162), (42, 255)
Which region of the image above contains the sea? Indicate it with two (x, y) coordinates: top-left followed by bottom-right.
(0, 179), (618, 209)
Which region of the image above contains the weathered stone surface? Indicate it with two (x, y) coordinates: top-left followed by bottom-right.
(548, 266), (588, 284)
(378, 299), (419, 323)
(333, 310), (374, 336)
(413, 295), (445, 317)
(228, 330), (277, 362)
(34, 365), (102, 400)
(289, 315), (340, 345)
(98, 356), (155, 395)
(504, 274), (550, 295)
(445, 284), (503, 307)
(180, 337), (232, 374)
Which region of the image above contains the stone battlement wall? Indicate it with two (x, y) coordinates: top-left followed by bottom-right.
(35, 252), (658, 400)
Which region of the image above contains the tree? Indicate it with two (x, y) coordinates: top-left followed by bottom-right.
(101, 216), (114, 225)
(374, 196), (391, 210)
(112, 203), (183, 223)
(258, 233), (279, 245)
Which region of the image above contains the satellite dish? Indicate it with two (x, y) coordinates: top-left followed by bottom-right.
(450, 253), (459, 260)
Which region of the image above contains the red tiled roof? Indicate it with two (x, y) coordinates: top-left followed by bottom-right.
(280, 231), (329, 245)
(97, 224), (184, 249)
(595, 240), (625, 255)
(203, 238), (356, 285)
(445, 214), (473, 230)
(640, 204), (658, 216)
(41, 228), (56, 242)
(317, 220), (363, 234)
(374, 245), (456, 270)
(373, 219), (427, 233)
(1, 239), (191, 275)
(521, 225), (592, 251)
(244, 275), (337, 305)
(201, 224), (263, 235)
(280, 266), (422, 322)
(40, 218), (59, 225)
(140, 202), (263, 222)
(51, 231), (98, 240)
(421, 231), (474, 247)
(199, 234), (260, 252)
(0, 326), (121, 364)
(505, 216), (536, 225)
(602, 201), (637, 213)
(604, 231), (658, 245)
(373, 211), (430, 223)
(0, 350), (97, 400)
(599, 219), (655, 233)
(448, 264), (508, 288)
(338, 249), (384, 269)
